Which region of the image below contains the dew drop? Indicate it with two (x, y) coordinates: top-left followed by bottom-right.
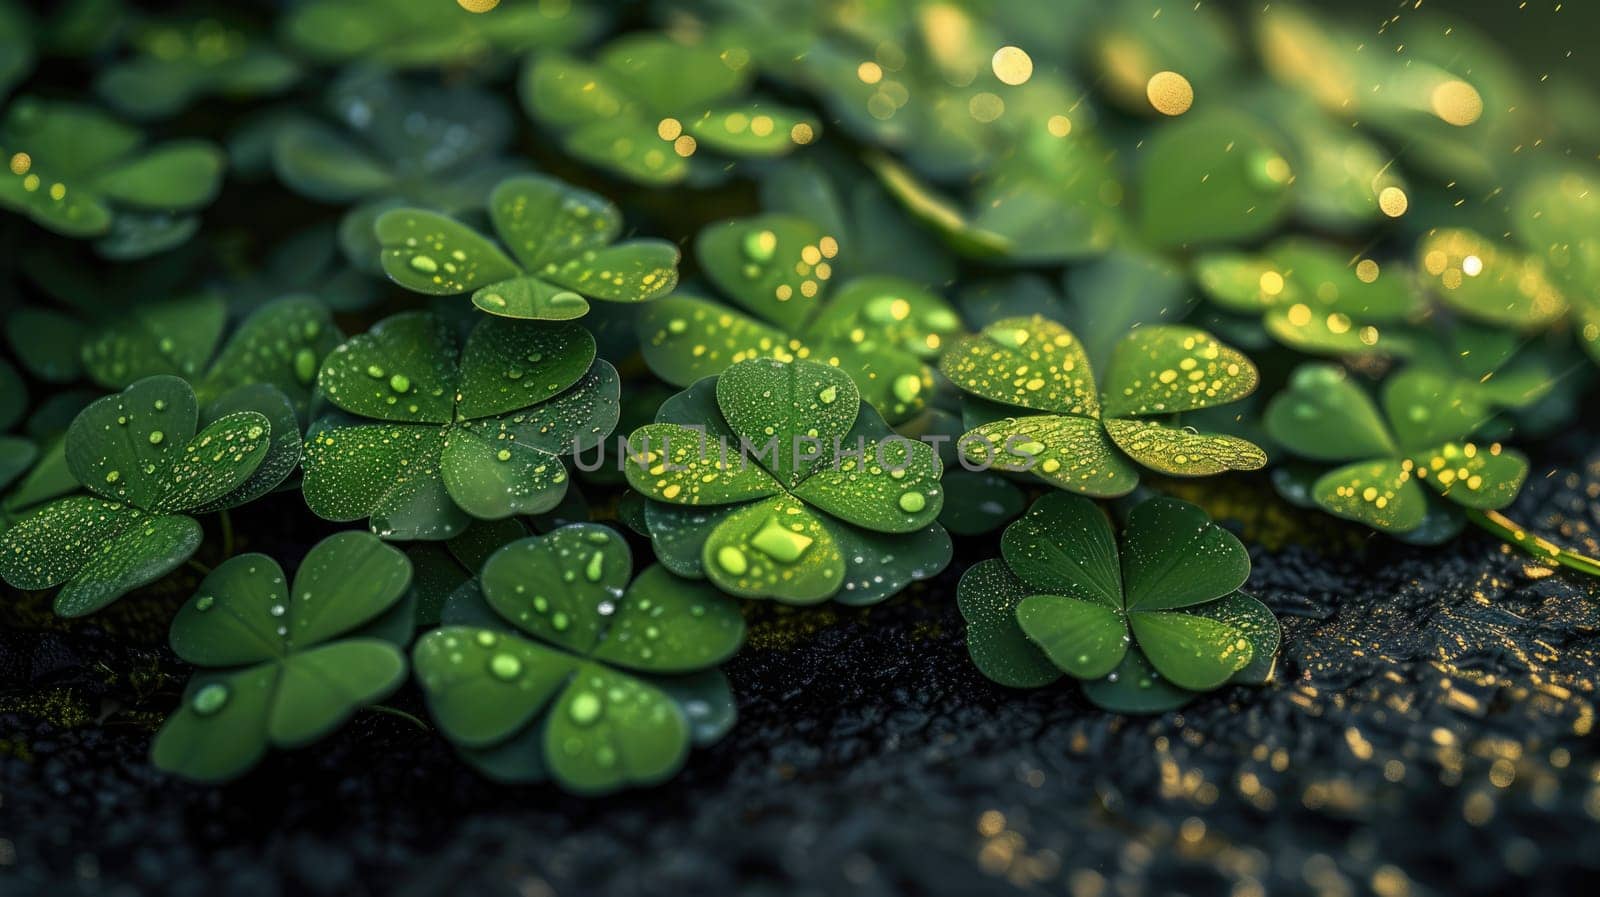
(489, 652), (522, 680)
(191, 683), (229, 716)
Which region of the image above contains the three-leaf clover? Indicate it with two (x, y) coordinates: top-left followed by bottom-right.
(625, 357), (951, 605)
(0, 97), (224, 256)
(96, 18), (300, 120)
(151, 531), (416, 782)
(301, 311), (619, 540)
(413, 523), (744, 793)
(522, 32), (818, 185)
(1264, 364), (1529, 536)
(942, 317), (1266, 496)
(638, 214), (962, 423)
(0, 376), (281, 615)
(959, 493), (1280, 714)
(375, 175), (680, 320)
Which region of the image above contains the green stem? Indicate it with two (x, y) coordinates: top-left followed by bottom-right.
(185, 558), (212, 576)
(366, 704), (431, 732)
(1464, 509), (1600, 578)
(219, 509), (235, 557)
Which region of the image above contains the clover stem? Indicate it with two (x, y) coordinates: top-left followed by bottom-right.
(219, 509), (235, 557)
(1464, 509), (1600, 578)
(366, 704), (432, 732)
(185, 558), (212, 576)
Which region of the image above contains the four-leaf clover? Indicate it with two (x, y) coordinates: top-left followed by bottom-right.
(0, 376), (279, 615)
(943, 317), (1266, 496)
(301, 312), (619, 540)
(414, 523), (743, 793)
(376, 175), (680, 320)
(151, 531), (416, 782)
(625, 357), (951, 605)
(959, 494), (1280, 714)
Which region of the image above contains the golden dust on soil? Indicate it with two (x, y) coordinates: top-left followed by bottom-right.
(1146, 70), (1194, 116)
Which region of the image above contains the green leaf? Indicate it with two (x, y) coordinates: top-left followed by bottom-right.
(1079, 647), (1197, 714)
(0, 436), (37, 493)
(1100, 326), (1259, 418)
(65, 376), (194, 507)
(169, 552), (292, 666)
(654, 669), (738, 746)
(1413, 441), (1527, 510)
(269, 640), (407, 748)
(938, 317), (1099, 415)
(191, 386), (300, 514)
(1128, 610), (1252, 691)
(0, 497), (196, 609)
(827, 519), (951, 606)
(1311, 459), (1430, 533)
(1264, 364), (1397, 462)
(542, 662), (689, 796)
(589, 565), (745, 673)
(956, 559), (1063, 688)
(563, 116), (690, 185)
(272, 121), (394, 201)
(1186, 592), (1280, 685)
(479, 524), (632, 654)
(637, 294), (798, 387)
(1063, 251), (1195, 372)
(543, 241), (680, 305)
(376, 209), (521, 296)
(697, 215), (836, 332)
(958, 415), (1140, 497)
(625, 422), (783, 506)
(489, 174), (620, 270)
(686, 105), (816, 155)
(7, 308), (86, 382)
(1418, 229), (1568, 329)
(1381, 368), (1489, 451)
(1136, 110), (1293, 248)
(455, 317), (594, 421)
(599, 34), (744, 114)
(999, 493), (1122, 608)
(413, 626), (576, 747)
(1016, 594), (1129, 679)
(1120, 498), (1250, 611)
(701, 494), (843, 604)
(790, 403), (943, 534)
(440, 423), (570, 519)
(317, 312), (460, 424)
(301, 420), (469, 541)
(152, 411), (273, 514)
(93, 141), (224, 210)
(151, 666), (276, 783)
(473, 275), (589, 320)
(1103, 418), (1267, 476)
(522, 55), (632, 127)
(714, 358), (858, 487)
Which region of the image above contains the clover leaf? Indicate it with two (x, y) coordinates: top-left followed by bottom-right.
(959, 493), (1279, 714)
(413, 523), (744, 793)
(283, 0), (598, 69)
(0, 376), (278, 616)
(625, 357), (951, 605)
(375, 175), (680, 321)
(1137, 109), (1295, 249)
(1417, 228), (1571, 332)
(301, 311), (619, 540)
(0, 97), (224, 257)
(942, 318), (1267, 496)
(638, 214), (962, 423)
(1195, 239), (1422, 357)
(1264, 364), (1529, 536)
(151, 531), (415, 782)
(1514, 166), (1600, 365)
(522, 32), (818, 185)
(96, 19), (300, 120)
(272, 67), (528, 271)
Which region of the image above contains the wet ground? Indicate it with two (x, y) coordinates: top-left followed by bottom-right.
(2, 430), (1599, 897)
